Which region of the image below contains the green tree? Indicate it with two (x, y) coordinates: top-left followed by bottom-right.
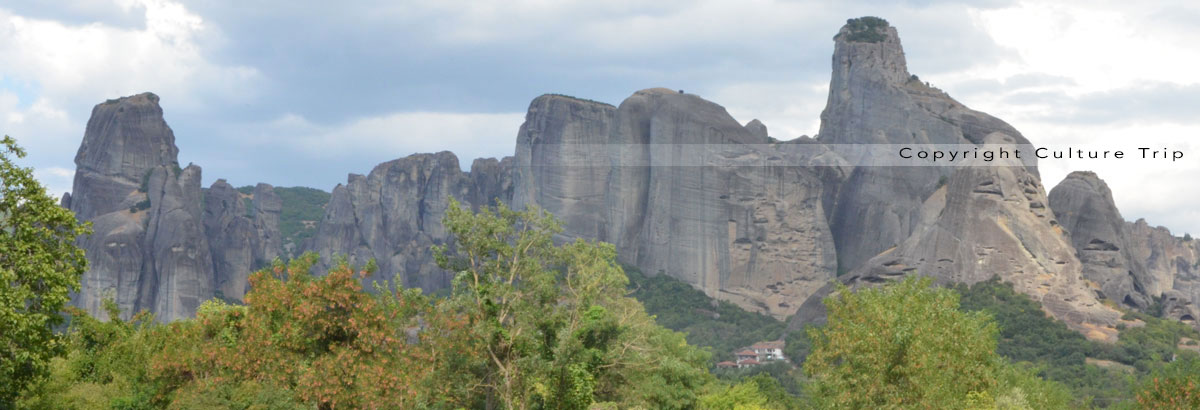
(804, 276), (1003, 408)
(0, 136), (91, 404)
(16, 302), (167, 409)
(433, 198), (712, 409)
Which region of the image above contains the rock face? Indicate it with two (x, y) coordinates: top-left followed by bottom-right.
(1124, 220), (1200, 326)
(66, 18), (1200, 338)
(513, 90), (838, 319)
(817, 18), (1034, 273)
(1046, 171), (1200, 329)
(307, 152), (513, 291)
(512, 95), (616, 241)
(202, 181), (282, 302)
(69, 93), (215, 321)
(1048, 171), (1149, 308)
(844, 135), (1121, 339)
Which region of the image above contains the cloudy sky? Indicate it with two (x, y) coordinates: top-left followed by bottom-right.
(3, 0), (1199, 236)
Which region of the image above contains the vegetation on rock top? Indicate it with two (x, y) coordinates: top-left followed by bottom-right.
(838, 16), (890, 43)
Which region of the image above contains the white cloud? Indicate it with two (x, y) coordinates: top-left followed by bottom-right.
(709, 80), (827, 140)
(32, 166), (74, 199)
(0, 0), (258, 183)
(923, 0), (1200, 235)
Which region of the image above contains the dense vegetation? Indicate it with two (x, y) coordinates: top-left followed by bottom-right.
(837, 16), (889, 43)
(0, 136), (91, 403)
(805, 277), (1073, 409)
(237, 185), (331, 257)
(625, 268), (788, 361)
(957, 278), (1200, 407)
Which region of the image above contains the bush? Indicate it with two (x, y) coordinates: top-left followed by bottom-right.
(837, 16), (890, 43)
(1134, 355), (1200, 408)
(129, 198), (151, 213)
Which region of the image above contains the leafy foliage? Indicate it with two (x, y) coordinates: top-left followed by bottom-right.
(956, 277), (1200, 407)
(129, 198), (151, 213)
(805, 276), (1005, 408)
(837, 16), (890, 43)
(16, 301), (168, 409)
(154, 254), (437, 408)
(1135, 355), (1200, 408)
(625, 267), (787, 362)
(0, 136), (92, 405)
(432, 198), (714, 409)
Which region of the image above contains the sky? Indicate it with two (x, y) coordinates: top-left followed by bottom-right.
(3, 0), (1199, 236)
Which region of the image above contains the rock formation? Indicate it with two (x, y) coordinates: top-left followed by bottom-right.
(512, 95), (616, 241)
(201, 181), (282, 302)
(843, 135), (1121, 339)
(307, 152), (513, 291)
(1048, 171), (1149, 308)
(816, 17), (1034, 273)
(513, 90), (837, 319)
(1046, 171), (1200, 328)
(1124, 220), (1200, 326)
(64, 18), (1200, 337)
(68, 93), (215, 321)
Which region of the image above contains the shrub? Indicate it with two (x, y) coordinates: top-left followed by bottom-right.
(837, 17), (890, 43)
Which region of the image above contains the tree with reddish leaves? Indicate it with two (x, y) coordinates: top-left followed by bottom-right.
(153, 253), (445, 409)
(1136, 355), (1200, 409)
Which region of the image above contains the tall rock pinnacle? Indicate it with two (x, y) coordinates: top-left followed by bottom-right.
(69, 93), (215, 321)
(818, 17), (1035, 272)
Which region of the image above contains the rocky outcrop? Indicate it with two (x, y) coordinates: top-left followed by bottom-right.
(1125, 220), (1200, 326)
(817, 17), (1034, 273)
(512, 94), (616, 240)
(512, 89), (837, 319)
(1048, 171), (1149, 308)
(202, 180), (255, 301)
(201, 181), (283, 302)
(841, 134), (1122, 340)
(1046, 172), (1200, 328)
(307, 152), (513, 291)
(69, 93), (215, 321)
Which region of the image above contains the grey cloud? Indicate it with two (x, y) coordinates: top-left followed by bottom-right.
(1014, 83), (1200, 125)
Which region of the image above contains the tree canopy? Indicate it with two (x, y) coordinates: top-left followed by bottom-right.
(0, 136), (91, 404)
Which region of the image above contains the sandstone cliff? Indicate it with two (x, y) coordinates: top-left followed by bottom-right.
(1046, 171), (1200, 328)
(1123, 219), (1200, 327)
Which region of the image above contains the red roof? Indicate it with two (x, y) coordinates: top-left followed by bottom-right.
(716, 361), (737, 368)
(737, 359), (760, 365)
(735, 349), (757, 356)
